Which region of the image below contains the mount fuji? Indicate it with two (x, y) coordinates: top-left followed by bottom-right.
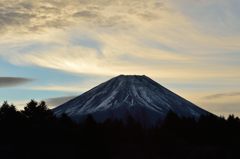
(53, 75), (211, 125)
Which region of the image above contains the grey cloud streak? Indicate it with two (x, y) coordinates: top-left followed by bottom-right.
(204, 92), (240, 100)
(0, 77), (33, 88)
(46, 95), (77, 108)
(73, 11), (99, 18)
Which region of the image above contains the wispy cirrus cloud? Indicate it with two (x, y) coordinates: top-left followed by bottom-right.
(1, 0), (239, 80)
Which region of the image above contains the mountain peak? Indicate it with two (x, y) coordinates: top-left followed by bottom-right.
(114, 74), (149, 81)
(53, 75), (211, 126)
(116, 74), (147, 78)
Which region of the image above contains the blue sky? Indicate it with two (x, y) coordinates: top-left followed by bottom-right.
(0, 0), (239, 116)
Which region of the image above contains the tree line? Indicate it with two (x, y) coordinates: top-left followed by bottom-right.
(0, 100), (239, 159)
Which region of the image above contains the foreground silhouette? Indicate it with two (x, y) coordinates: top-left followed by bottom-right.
(0, 100), (239, 159)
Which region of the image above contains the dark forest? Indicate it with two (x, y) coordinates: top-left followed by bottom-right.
(0, 100), (239, 159)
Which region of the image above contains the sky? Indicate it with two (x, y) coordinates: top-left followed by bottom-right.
(0, 0), (240, 117)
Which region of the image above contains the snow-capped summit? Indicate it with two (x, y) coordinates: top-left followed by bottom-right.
(53, 75), (211, 125)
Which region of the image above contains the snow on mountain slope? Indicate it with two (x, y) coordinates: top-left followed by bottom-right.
(53, 75), (211, 125)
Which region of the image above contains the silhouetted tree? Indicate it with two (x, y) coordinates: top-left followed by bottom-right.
(162, 111), (182, 129)
(22, 100), (54, 122)
(84, 114), (97, 129)
(59, 113), (76, 126)
(0, 100), (240, 159)
(0, 101), (24, 125)
(0, 101), (17, 119)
